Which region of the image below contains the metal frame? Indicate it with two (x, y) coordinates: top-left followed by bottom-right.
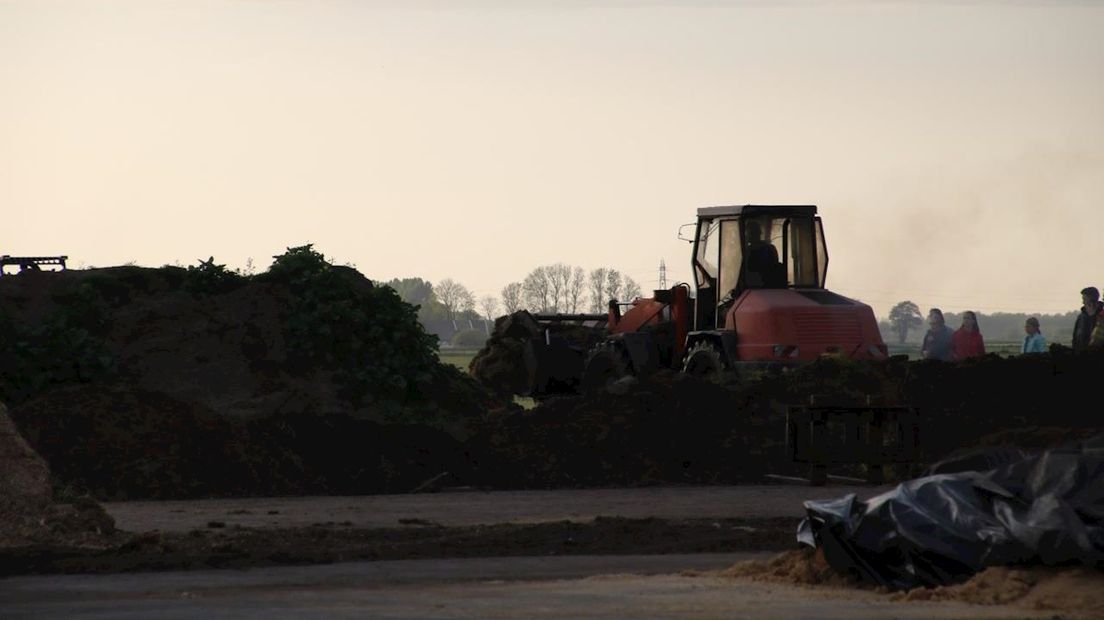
(786, 402), (920, 485)
(0, 255), (68, 276)
(697, 205), (818, 218)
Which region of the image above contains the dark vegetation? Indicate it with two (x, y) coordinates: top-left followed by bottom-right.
(1, 258), (1101, 502)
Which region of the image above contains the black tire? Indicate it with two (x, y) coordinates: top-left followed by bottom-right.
(581, 341), (633, 393)
(681, 341), (728, 382)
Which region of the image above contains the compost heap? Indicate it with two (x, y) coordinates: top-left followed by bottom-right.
(797, 434), (1104, 590)
(0, 401), (116, 549)
(0, 252), (503, 499)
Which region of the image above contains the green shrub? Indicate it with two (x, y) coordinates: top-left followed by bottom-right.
(262, 245), (441, 416)
(183, 257), (246, 296)
(0, 283), (115, 404)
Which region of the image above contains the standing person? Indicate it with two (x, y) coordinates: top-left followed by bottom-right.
(1022, 317), (1047, 354)
(921, 308), (955, 361)
(1072, 287), (1103, 350)
(1091, 308), (1104, 349)
(952, 311), (986, 360)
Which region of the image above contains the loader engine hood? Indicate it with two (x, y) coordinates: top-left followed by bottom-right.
(725, 288), (887, 361)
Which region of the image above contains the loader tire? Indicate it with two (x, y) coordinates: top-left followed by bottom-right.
(681, 341), (727, 383)
(581, 341), (633, 393)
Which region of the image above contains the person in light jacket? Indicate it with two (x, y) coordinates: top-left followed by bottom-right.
(1022, 317), (1047, 354)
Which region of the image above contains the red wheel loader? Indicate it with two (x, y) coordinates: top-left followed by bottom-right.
(519, 205), (918, 483)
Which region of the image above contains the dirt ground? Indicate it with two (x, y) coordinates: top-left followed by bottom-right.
(7, 485), (874, 576)
(101, 484), (891, 532)
(3, 478), (1100, 618)
(0, 554), (1082, 620)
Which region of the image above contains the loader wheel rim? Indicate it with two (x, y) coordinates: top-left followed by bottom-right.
(682, 342), (726, 381)
(582, 344), (630, 392)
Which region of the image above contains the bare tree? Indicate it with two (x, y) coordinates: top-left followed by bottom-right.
(588, 268), (608, 313)
(567, 266), (586, 313)
(546, 263), (572, 312)
(501, 282), (523, 313)
(523, 266), (552, 313)
(606, 268), (623, 303)
(479, 296), (499, 322)
(621, 275), (642, 301)
(436, 278), (475, 321)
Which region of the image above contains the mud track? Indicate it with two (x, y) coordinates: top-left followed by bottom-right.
(0, 516), (794, 576)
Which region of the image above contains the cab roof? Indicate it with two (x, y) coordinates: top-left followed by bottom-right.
(697, 205), (817, 219)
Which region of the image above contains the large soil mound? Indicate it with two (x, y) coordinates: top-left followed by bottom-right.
(0, 254), (504, 499)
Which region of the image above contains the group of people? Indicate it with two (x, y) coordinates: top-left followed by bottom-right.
(919, 286), (1104, 361)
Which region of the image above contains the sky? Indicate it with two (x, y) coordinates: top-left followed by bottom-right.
(3, 0), (1103, 318)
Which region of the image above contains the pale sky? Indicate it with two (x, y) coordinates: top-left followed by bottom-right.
(3, 1), (1103, 318)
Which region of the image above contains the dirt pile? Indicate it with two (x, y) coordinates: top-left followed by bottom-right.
(0, 260), (493, 422)
(0, 251), (505, 500)
(720, 551), (1104, 616)
(470, 371), (791, 487)
(0, 401), (52, 521)
(0, 401), (116, 549)
(894, 566), (1104, 615)
(8, 384), (474, 499)
(718, 548), (860, 588)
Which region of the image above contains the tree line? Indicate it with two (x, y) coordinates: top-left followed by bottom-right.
(385, 264), (644, 324)
(885, 300), (1078, 345)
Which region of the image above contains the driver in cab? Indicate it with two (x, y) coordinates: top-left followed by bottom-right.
(744, 220), (784, 288)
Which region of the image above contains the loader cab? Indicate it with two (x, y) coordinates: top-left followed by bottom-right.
(691, 205), (828, 330)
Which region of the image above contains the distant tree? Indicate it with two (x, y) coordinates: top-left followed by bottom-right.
(386, 277), (447, 321)
(456, 308), (483, 322)
(479, 296), (499, 322)
(385, 277), (436, 307)
(888, 300), (924, 345)
(622, 275), (642, 301)
(606, 269), (623, 303)
(501, 282), (524, 313)
(436, 278), (475, 321)
(588, 268), (609, 313)
(523, 266), (553, 312)
(547, 263), (573, 312)
(567, 266), (586, 313)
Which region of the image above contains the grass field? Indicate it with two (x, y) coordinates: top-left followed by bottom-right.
(437, 348), (536, 409)
(886, 341), (1023, 359)
(438, 348), (479, 371)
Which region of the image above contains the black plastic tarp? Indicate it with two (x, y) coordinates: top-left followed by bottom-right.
(797, 435), (1104, 590)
